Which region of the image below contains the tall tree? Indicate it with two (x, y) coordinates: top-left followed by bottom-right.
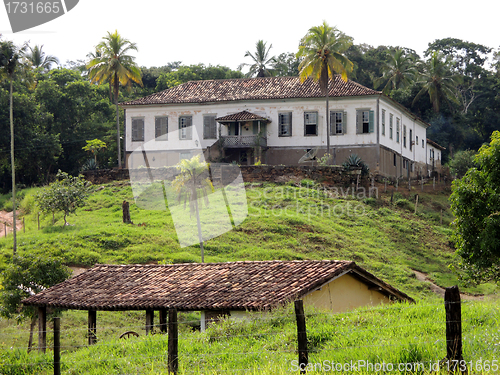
(171, 155), (213, 263)
(25, 44), (59, 70)
(296, 21), (353, 158)
(273, 52), (300, 77)
(87, 30), (143, 168)
(238, 40), (276, 78)
(374, 47), (418, 95)
(412, 51), (461, 113)
(0, 39), (27, 254)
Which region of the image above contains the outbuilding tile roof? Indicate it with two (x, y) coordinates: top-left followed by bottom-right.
(22, 260), (413, 311)
(120, 76), (380, 106)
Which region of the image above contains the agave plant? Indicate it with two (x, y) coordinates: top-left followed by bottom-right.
(342, 154), (369, 176)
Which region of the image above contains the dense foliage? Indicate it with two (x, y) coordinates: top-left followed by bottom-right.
(450, 131), (500, 284)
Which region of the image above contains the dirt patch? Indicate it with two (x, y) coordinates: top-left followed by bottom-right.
(0, 210), (23, 236)
(413, 270), (483, 301)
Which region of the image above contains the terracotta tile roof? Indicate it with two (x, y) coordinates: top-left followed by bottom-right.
(215, 110), (271, 123)
(22, 260), (413, 311)
(427, 138), (446, 150)
(120, 76), (381, 106)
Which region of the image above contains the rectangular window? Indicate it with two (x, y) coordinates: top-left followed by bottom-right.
(356, 109), (374, 134)
(422, 139), (425, 148)
(278, 112), (292, 137)
(403, 125), (407, 148)
(179, 115), (192, 140)
(416, 135), (419, 147)
(304, 112), (318, 136)
(409, 129), (413, 151)
(155, 116), (168, 141)
(389, 114), (393, 139)
(203, 115), (217, 139)
(396, 118), (400, 143)
(381, 109), (386, 136)
(330, 111), (345, 135)
(393, 153), (397, 167)
(131, 117), (144, 142)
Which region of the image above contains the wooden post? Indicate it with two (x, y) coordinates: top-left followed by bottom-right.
(38, 306), (46, 353)
(146, 309), (154, 335)
(88, 310), (97, 345)
(54, 317), (61, 375)
(396, 178), (398, 191)
(294, 300), (308, 374)
(159, 308), (167, 333)
(168, 308), (178, 374)
(445, 286), (465, 373)
(122, 201), (131, 224)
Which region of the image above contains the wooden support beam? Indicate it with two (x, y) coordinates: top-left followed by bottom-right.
(146, 309), (154, 335)
(168, 308), (178, 374)
(88, 310), (97, 345)
(54, 317), (61, 375)
(159, 308), (167, 333)
(294, 300), (308, 374)
(38, 306), (46, 353)
(445, 286), (466, 373)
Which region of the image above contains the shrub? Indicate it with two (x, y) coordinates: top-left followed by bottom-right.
(342, 154), (369, 176)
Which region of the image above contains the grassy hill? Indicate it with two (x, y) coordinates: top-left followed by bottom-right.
(0, 178), (495, 299)
(1, 178), (499, 374)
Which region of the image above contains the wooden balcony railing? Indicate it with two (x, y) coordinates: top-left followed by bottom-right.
(221, 135), (267, 148)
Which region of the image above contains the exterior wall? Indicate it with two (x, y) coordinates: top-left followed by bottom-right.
(303, 273), (390, 313)
(123, 95), (428, 178)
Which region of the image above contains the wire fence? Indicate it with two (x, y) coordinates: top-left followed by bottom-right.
(1, 293), (499, 374)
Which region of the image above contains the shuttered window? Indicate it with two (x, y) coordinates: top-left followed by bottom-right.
(203, 115), (217, 139)
(396, 118), (400, 143)
(356, 110), (374, 134)
(278, 112), (292, 137)
(155, 116), (168, 141)
(389, 114), (393, 139)
(179, 116), (192, 140)
(304, 112), (317, 136)
(330, 111), (347, 135)
(131, 118), (144, 142)
(381, 109), (386, 136)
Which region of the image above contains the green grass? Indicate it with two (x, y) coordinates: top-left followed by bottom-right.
(1, 298), (499, 374)
(0, 179), (498, 373)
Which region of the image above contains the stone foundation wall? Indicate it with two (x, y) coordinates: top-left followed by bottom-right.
(83, 165), (364, 187)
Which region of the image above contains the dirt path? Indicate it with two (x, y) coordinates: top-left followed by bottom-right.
(413, 270), (483, 301)
(0, 210), (23, 236)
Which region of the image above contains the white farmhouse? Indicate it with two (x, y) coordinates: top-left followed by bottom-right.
(121, 76), (443, 178)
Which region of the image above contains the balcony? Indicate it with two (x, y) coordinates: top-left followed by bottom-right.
(221, 135), (267, 148)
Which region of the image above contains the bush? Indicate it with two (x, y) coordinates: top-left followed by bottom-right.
(19, 193), (36, 214)
(342, 154), (369, 176)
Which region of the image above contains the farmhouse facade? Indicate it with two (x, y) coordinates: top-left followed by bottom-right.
(121, 76), (442, 178)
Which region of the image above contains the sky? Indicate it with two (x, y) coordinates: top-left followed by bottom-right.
(0, 0), (498, 72)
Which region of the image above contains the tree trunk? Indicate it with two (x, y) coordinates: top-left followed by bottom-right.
(27, 315), (37, 353)
(193, 179), (204, 263)
(10, 78), (16, 254)
(115, 75), (122, 169)
(326, 83), (330, 159)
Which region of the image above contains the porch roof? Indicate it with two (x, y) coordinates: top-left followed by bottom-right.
(22, 260), (414, 312)
(215, 110), (271, 123)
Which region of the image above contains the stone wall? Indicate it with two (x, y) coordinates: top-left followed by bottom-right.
(83, 165), (364, 187)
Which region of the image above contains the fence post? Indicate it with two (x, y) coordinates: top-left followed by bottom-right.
(168, 308), (178, 374)
(295, 300), (308, 374)
(444, 286), (465, 372)
(53, 317), (61, 375)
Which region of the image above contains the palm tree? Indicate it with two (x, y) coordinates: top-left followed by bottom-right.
(25, 45), (59, 70)
(297, 21), (353, 158)
(0, 40), (27, 254)
(374, 48), (418, 95)
(171, 155), (213, 263)
(87, 30), (143, 168)
(238, 40), (275, 78)
(412, 51), (461, 112)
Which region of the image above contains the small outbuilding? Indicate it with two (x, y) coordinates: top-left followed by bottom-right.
(23, 260), (413, 350)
